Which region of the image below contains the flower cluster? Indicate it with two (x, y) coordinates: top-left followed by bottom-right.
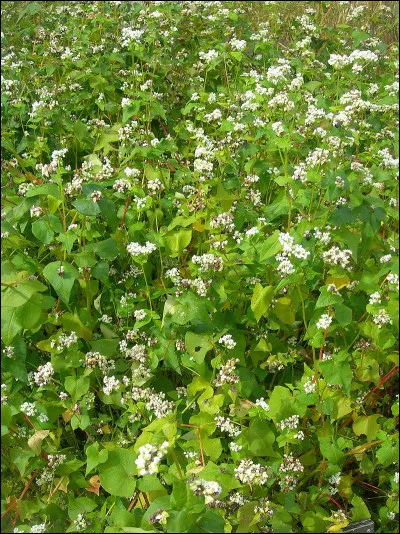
(135, 441), (169, 476)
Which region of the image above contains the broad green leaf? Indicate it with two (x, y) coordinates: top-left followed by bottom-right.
(166, 229), (192, 256)
(86, 442), (109, 476)
(251, 283), (274, 322)
(99, 449), (137, 497)
(42, 261), (79, 304)
(352, 415), (381, 442)
(64, 375), (90, 403)
(319, 352), (353, 394)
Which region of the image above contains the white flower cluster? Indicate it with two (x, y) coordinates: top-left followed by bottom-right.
(74, 513), (87, 531)
(254, 498), (274, 520)
(234, 459), (269, 485)
(210, 211), (235, 232)
(30, 523), (47, 533)
(127, 241), (157, 256)
(36, 467), (53, 487)
(120, 27), (145, 47)
(134, 309), (146, 321)
(20, 402), (36, 417)
(189, 478), (222, 504)
(303, 378), (316, 394)
(102, 375), (120, 396)
(113, 178), (130, 193)
(277, 415), (300, 431)
(218, 334), (236, 349)
(329, 472), (341, 495)
(380, 254), (392, 263)
(316, 314), (333, 330)
(50, 331), (78, 351)
(33, 362), (54, 386)
(199, 49), (218, 63)
(47, 454), (66, 469)
(230, 38), (247, 51)
(387, 273), (399, 291)
(369, 291), (381, 305)
(192, 253), (223, 272)
(372, 309), (392, 328)
(215, 416), (241, 438)
(214, 358), (240, 387)
(276, 232), (310, 277)
(322, 246), (352, 268)
(3, 346), (15, 358)
(30, 205), (43, 218)
(124, 343), (148, 364)
(84, 351), (115, 373)
(135, 441), (168, 476)
(255, 397), (270, 411)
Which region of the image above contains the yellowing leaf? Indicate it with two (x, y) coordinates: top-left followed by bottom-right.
(28, 429), (50, 455)
(326, 275), (351, 289)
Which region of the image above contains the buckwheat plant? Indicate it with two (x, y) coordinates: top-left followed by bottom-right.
(1, 1), (398, 532)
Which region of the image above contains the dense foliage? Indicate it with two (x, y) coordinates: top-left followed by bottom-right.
(1, 1), (399, 533)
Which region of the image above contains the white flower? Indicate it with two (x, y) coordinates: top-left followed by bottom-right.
(135, 441), (168, 476)
(218, 334), (236, 349)
(20, 402), (36, 417)
(127, 241), (157, 256)
(316, 314), (333, 330)
(234, 459), (269, 485)
(372, 309), (392, 328)
(380, 254), (392, 263)
(369, 292), (381, 305)
(255, 398), (270, 411)
(189, 478), (222, 504)
(134, 309), (146, 321)
(103, 375), (120, 396)
(34, 362), (54, 386)
(30, 205), (43, 217)
(91, 190), (102, 203)
(303, 378), (316, 394)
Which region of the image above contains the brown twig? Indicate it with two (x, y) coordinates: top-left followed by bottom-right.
(119, 194), (131, 228)
(1, 469), (40, 519)
(128, 489), (140, 511)
(363, 365), (399, 402)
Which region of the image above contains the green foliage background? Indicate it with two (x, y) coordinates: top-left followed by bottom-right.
(1, 1), (399, 533)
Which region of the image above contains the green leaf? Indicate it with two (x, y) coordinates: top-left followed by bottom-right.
(42, 261), (79, 304)
(10, 448), (35, 477)
(1, 277), (47, 308)
(274, 297), (296, 325)
(85, 442), (109, 476)
(258, 231), (281, 261)
(165, 229), (192, 257)
(137, 475), (166, 493)
(185, 332), (213, 363)
(60, 312), (92, 341)
(17, 2), (41, 22)
(318, 437), (345, 465)
(334, 303), (352, 326)
(26, 183), (61, 199)
(68, 496), (97, 521)
(351, 495), (371, 522)
(86, 238), (120, 260)
(319, 352), (353, 394)
(251, 283), (274, 322)
(99, 449), (137, 497)
(72, 199), (101, 216)
(352, 415), (381, 442)
(247, 419), (277, 457)
(64, 375), (90, 403)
